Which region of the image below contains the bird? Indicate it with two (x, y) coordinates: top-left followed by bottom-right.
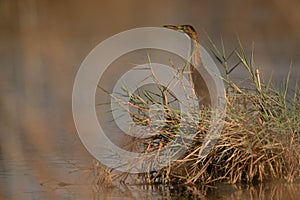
(163, 25), (212, 107)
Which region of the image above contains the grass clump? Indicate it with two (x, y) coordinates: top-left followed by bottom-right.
(96, 40), (300, 187)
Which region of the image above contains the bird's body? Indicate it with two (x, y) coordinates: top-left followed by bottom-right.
(164, 25), (211, 106)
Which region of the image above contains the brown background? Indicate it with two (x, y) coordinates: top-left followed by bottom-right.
(1, 0), (300, 199)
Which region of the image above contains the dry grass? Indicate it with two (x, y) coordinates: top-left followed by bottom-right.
(95, 40), (300, 188)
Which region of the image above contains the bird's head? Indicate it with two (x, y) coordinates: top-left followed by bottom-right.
(163, 24), (198, 41)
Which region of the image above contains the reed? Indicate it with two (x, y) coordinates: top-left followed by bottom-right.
(95, 39), (300, 187)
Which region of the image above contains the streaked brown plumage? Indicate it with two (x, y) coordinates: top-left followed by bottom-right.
(164, 25), (211, 106)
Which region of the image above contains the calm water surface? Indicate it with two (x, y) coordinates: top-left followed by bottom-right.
(1, 146), (300, 199)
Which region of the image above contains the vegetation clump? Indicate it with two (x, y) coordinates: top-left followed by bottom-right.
(96, 40), (300, 187)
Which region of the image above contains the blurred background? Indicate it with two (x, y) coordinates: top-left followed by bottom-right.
(1, 0), (300, 199)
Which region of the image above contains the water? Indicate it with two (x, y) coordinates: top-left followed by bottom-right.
(1, 152), (300, 200)
(1, 0), (300, 199)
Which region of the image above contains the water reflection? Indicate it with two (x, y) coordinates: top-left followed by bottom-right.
(1, 150), (300, 199)
(207, 181), (300, 200)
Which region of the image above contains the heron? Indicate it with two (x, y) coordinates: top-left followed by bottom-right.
(163, 25), (212, 107)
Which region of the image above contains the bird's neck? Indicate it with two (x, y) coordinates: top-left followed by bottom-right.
(191, 39), (202, 70)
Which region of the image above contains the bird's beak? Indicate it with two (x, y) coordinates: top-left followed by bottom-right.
(163, 25), (183, 31)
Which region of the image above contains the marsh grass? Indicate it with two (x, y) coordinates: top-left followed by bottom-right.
(95, 40), (300, 188)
